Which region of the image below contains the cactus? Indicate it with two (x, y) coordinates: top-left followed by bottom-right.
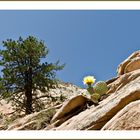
(87, 85), (94, 95)
(83, 76), (96, 86)
(90, 93), (100, 103)
(83, 76), (108, 104)
(93, 81), (108, 95)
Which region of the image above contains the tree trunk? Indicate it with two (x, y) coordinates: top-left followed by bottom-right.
(25, 89), (32, 114)
(25, 67), (33, 114)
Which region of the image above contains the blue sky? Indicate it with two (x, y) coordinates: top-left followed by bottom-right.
(0, 10), (140, 87)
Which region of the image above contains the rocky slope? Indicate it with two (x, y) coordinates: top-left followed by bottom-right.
(0, 82), (85, 130)
(51, 50), (140, 130)
(1, 50), (140, 130)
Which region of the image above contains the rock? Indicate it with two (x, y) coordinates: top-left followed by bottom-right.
(102, 100), (140, 130)
(7, 107), (56, 130)
(53, 76), (140, 130)
(51, 95), (88, 127)
(117, 50), (140, 75)
(0, 100), (13, 115)
(124, 57), (140, 73)
(107, 69), (140, 94)
(106, 76), (119, 85)
(46, 82), (85, 101)
(0, 124), (7, 130)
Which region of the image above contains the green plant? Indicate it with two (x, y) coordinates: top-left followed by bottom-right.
(90, 93), (100, 103)
(0, 36), (65, 114)
(83, 76), (108, 103)
(93, 81), (108, 95)
(31, 108), (56, 130)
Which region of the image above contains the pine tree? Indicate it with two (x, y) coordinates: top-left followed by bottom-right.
(0, 36), (64, 114)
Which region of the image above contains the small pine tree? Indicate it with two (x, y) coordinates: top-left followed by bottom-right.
(0, 36), (65, 114)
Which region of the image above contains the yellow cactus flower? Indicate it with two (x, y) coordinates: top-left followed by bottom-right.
(83, 76), (96, 85)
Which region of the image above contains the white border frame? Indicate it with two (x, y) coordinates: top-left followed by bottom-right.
(0, 1), (140, 10)
(0, 1), (140, 139)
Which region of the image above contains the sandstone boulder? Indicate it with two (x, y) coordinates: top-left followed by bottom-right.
(117, 50), (140, 75)
(51, 95), (88, 127)
(107, 69), (140, 94)
(53, 76), (140, 130)
(102, 100), (140, 130)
